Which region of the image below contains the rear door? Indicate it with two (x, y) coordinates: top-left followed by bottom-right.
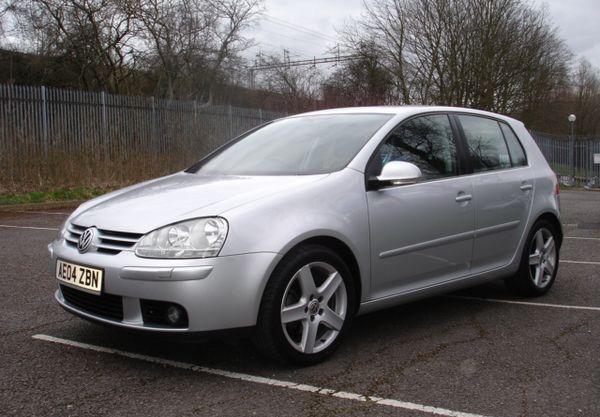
(454, 115), (534, 273)
(366, 114), (475, 300)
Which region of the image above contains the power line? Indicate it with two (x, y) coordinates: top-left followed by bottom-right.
(254, 28), (330, 51)
(261, 15), (339, 43)
(247, 42), (314, 58)
(247, 40), (320, 63)
(251, 54), (360, 71)
(262, 15), (337, 41)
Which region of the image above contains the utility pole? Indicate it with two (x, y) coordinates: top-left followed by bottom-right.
(283, 49), (291, 69)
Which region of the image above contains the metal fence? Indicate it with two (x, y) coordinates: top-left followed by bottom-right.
(531, 131), (600, 187)
(0, 84), (284, 192)
(2, 84), (600, 192)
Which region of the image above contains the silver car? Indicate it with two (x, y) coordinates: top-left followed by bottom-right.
(49, 106), (562, 364)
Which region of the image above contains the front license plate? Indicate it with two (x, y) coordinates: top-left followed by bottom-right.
(56, 259), (103, 294)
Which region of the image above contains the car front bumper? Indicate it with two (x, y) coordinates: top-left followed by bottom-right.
(49, 239), (280, 332)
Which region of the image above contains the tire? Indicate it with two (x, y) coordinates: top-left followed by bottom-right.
(505, 219), (560, 297)
(252, 244), (356, 365)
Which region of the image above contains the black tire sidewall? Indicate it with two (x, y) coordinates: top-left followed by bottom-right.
(256, 245), (356, 365)
(509, 219), (560, 297)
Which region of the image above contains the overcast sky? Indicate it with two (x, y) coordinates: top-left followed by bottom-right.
(246, 0), (600, 69)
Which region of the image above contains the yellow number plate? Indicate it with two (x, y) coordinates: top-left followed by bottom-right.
(56, 259), (103, 294)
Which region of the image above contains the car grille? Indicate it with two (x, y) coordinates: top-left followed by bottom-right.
(65, 223), (143, 255)
(60, 285), (124, 321)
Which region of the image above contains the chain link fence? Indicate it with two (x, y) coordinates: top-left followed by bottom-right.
(531, 131), (600, 188)
(0, 84), (284, 192)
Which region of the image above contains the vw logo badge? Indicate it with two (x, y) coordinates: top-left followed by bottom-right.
(78, 228), (95, 253)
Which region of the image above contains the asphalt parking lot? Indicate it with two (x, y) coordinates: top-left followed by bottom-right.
(1, 190), (598, 417)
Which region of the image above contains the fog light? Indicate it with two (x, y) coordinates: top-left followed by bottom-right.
(166, 305), (182, 324)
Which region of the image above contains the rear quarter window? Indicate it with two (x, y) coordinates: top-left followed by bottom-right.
(500, 123), (527, 166)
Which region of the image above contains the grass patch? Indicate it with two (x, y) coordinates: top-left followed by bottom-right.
(0, 187), (116, 206)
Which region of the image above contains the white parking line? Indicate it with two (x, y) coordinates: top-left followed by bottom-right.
(0, 224), (59, 231)
(32, 334), (496, 417)
(561, 260), (600, 266)
(564, 236), (600, 241)
(449, 295), (600, 312)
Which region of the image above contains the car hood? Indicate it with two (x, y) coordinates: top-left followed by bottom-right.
(72, 172), (329, 233)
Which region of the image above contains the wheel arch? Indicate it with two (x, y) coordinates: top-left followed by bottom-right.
(505, 210), (562, 297)
(252, 236), (363, 364)
(271, 235), (363, 312)
(534, 211), (563, 248)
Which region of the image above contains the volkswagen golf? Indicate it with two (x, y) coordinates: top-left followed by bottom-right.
(49, 106), (562, 364)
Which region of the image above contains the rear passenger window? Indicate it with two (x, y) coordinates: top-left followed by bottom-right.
(458, 115), (511, 172)
(500, 123), (527, 166)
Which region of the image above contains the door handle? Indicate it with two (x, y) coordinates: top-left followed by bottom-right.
(520, 184), (533, 191)
(455, 194), (473, 203)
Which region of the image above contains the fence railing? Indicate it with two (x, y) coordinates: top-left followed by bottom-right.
(1, 84), (599, 192)
(531, 131), (600, 187)
(0, 84), (284, 192)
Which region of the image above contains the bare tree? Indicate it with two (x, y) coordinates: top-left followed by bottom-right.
(133, 0), (216, 99)
(134, 0), (262, 100)
(324, 40), (393, 106)
(10, 0), (260, 97)
(339, 0), (412, 103)
(571, 59), (600, 136)
(339, 0), (571, 124)
(0, 0), (20, 42)
(19, 0), (139, 92)
(255, 55), (324, 112)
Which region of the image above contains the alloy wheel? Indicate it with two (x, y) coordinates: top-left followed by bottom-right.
(528, 227), (557, 288)
(280, 261), (347, 354)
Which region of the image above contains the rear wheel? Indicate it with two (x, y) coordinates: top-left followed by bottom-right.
(505, 219), (560, 297)
(253, 245), (355, 365)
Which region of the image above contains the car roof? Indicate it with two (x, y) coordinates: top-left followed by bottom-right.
(293, 105), (523, 126)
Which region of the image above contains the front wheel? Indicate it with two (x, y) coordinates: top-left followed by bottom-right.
(505, 219), (560, 297)
(252, 245), (356, 365)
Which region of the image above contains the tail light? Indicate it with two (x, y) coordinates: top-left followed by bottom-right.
(555, 174), (560, 195)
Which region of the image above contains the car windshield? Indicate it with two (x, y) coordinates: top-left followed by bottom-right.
(188, 114), (393, 175)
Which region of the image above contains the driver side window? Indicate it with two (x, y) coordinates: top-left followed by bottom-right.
(369, 114), (458, 181)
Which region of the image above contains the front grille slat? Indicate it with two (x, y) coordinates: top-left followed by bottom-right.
(98, 235), (139, 244)
(66, 223), (143, 255)
(95, 241), (135, 251)
(98, 229), (143, 240)
(64, 297), (122, 316)
(61, 288), (121, 310)
(60, 287), (122, 314)
(60, 285), (123, 321)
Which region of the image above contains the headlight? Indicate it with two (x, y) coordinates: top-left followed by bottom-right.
(135, 218), (228, 259)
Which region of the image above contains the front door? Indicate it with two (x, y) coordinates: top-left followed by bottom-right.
(366, 114), (475, 300)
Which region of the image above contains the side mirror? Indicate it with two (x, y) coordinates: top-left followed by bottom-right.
(369, 161), (422, 189)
